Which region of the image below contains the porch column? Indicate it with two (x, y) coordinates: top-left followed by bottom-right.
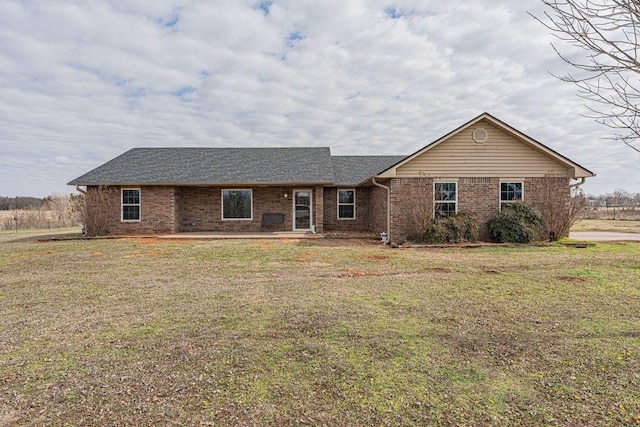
(314, 185), (324, 233)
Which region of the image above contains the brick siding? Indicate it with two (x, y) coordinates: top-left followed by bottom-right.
(314, 186), (324, 233)
(109, 186), (177, 234)
(101, 185), (330, 234)
(322, 187), (372, 232)
(176, 187), (295, 232)
(94, 177), (570, 239)
(369, 185), (389, 236)
(389, 178), (432, 243)
(387, 176), (571, 243)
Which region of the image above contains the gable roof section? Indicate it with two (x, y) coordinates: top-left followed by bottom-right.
(68, 147), (336, 186)
(69, 113), (594, 188)
(331, 156), (407, 186)
(376, 112), (595, 179)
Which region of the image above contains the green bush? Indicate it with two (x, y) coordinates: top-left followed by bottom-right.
(422, 211), (479, 243)
(487, 202), (544, 243)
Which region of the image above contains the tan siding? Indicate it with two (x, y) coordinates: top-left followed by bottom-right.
(396, 119), (571, 178)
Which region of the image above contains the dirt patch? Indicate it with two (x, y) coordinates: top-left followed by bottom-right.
(484, 269), (502, 274)
(137, 238), (159, 245)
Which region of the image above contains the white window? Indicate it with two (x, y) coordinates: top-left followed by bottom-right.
(121, 188), (141, 221)
(222, 189), (253, 220)
(434, 182), (457, 218)
(337, 189), (356, 219)
(500, 182), (523, 210)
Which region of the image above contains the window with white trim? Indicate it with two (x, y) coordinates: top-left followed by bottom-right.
(500, 182), (523, 210)
(337, 189), (356, 219)
(222, 189), (253, 220)
(121, 188), (141, 221)
(434, 182), (457, 218)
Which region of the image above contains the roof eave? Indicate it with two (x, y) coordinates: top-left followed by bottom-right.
(68, 181), (336, 187)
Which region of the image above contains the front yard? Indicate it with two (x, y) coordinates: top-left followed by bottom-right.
(0, 236), (638, 425)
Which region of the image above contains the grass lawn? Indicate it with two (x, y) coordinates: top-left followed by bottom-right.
(1, 236), (639, 426)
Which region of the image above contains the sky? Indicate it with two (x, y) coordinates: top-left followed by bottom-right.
(1, 0), (638, 198)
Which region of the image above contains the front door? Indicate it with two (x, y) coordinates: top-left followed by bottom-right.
(293, 190), (312, 231)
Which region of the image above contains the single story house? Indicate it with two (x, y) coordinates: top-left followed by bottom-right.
(68, 113), (595, 242)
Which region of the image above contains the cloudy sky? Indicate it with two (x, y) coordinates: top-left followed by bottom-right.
(1, 0), (637, 197)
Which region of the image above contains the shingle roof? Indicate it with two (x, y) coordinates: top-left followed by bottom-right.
(68, 147), (337, 185)
(330, 156), (406, 186)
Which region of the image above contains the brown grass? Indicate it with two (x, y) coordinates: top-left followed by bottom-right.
(573, 219), (640, 233)
(582, 207), (640, 220)
(0, 235), (639, 426)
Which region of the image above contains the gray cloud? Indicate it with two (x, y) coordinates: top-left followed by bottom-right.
(0, 0), (636, 197)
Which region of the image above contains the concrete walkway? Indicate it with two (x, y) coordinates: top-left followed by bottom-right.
(569, 231), (640, 241)
(158, 231), (324, 240)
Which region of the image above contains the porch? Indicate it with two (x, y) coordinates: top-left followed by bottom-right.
(175, 185), (325, 234)
(158, 231), (325, 240)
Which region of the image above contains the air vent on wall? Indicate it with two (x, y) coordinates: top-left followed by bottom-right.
(472, 127), (488, 144)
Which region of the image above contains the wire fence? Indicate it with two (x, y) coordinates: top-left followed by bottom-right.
(581, 206), (640, 220)
(0, 209), (81, 232)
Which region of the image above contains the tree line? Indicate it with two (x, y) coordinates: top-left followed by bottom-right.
(0, 196), (45, 210)
(586, 189), (640, 209)
(0, 194), (80, 231)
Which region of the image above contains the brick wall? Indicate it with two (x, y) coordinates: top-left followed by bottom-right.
(458, 177), (498, 240)
(314, 186), (324, 233)
(322, 187), (372, 232)
(176, 187), (217, 231)
(177, 186), (294, 232)
(369, 184), (389, 236)
(389, 178), (432, 243)
(90, 177), (570, 238)
(523, 177), (570, 211)
(387, 176), (571, 243)
(109, 186), (177, 234)
(98, 185), (333, 234)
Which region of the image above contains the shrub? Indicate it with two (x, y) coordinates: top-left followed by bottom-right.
(488, 202), (544, 243)
(536, 174), (587, 240)
(72, 185), (118, 236)
(422, 211), (479, 243)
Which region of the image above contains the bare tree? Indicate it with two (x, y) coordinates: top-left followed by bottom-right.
(42, 193), (76, 227)
(394, 179), (432, 240)
(533, 0), (640, 152)
(536, 174), (587, 240)
(72, 186), (118, 236)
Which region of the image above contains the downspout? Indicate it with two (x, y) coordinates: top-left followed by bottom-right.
(569, 177), (586, 188)
(372, 176), (391, 244)
(75, 185), (87, 195)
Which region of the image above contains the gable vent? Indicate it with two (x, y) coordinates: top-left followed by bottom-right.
(472, 127), (488, 144)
